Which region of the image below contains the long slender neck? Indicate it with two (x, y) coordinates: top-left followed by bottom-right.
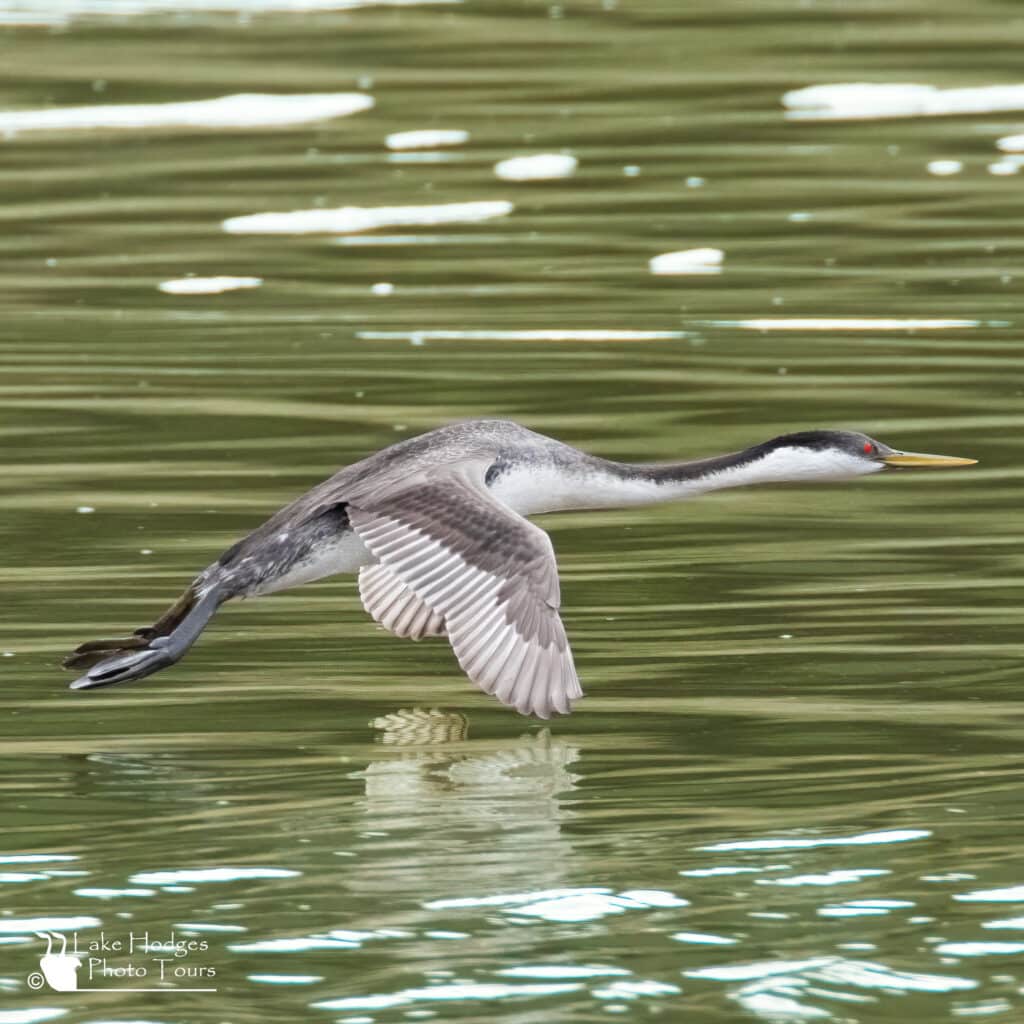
(498, 441), (873, 516)
(584, 449), (764, 507)
(497, 448), (768, 516)
(581, 441), (876, 510)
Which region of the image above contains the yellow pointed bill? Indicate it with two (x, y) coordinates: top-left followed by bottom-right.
(883, 451), (977, 468)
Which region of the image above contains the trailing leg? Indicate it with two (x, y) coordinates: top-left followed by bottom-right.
(66, 585), (224, 691)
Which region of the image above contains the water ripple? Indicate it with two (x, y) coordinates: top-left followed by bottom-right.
(222, 200), (513, 235)
(0, 93), (372, 136)
(700, 829), (931, 852)
(129, 867), (300, 884)
(311, 981), (584, 1011)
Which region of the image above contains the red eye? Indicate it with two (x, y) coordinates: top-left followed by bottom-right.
(863, 442), (874, 453)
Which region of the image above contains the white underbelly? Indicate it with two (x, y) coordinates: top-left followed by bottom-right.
(251, 531), (373, 596)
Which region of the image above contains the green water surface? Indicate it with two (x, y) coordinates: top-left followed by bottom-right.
(1, 1), (1023, 1021)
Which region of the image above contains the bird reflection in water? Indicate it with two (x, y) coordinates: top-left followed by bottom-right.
(370, 707), (471, 746)
(358, 708), (580, 799)
(350, 709), (581, 898)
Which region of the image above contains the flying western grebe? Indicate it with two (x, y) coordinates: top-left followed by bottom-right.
(65, 420), (976, 718)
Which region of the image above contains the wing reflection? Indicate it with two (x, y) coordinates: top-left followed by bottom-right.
(347, 708), (581, 897)
(358, 708), (580, 805)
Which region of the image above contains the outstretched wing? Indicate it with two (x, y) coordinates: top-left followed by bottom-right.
(349, 466), (582, 718)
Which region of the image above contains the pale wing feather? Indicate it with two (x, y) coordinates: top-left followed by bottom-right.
(349, 470), (581, 718)
(358, 563), (446, 640)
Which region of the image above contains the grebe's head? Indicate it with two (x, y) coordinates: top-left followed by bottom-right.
(745, 430), (977, 482)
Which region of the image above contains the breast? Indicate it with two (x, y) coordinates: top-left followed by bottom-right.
(487, 463), (617, 516)
(487, 459), (668, 515)
(248, 529), (374, 595)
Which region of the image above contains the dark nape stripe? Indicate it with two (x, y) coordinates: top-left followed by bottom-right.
(611, 430), (861, 486)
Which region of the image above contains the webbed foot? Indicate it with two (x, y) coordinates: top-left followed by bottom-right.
(69, 636), (181, 690)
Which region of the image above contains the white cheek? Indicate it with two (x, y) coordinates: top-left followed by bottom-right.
(753, 448), (882, 482)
